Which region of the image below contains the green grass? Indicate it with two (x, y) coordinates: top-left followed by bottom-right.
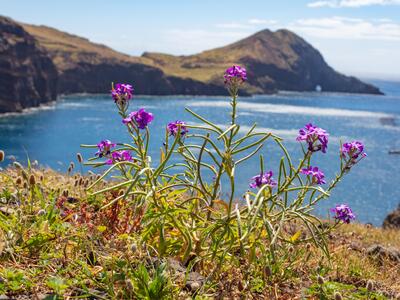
(0, 164), (399, 299)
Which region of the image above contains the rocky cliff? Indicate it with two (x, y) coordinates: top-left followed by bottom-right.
(22, 23), (382, 96)
(0, 17), (383, 114)
(21, 24), (226, 96)
(143, 29), (382, 95)
(0, 16), (57, 113)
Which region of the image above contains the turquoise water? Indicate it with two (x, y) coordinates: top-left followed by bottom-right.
(1, 80), (399, 225)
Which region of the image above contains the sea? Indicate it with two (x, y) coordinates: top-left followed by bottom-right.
(1, 79), (399, 226)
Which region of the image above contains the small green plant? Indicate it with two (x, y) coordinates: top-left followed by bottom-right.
(82, 66), (365, 284)
(132, 263), (171, 300)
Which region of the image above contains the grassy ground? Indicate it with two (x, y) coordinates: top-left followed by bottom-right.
(0, 165), (399, 299)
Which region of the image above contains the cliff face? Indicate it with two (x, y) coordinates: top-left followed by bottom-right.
(0, 18), (382, 114)
(0, 17), (57, 113)
(22, 24), (226, 96)
(22, 24), (382, 96)
(143, 29), (382, 95)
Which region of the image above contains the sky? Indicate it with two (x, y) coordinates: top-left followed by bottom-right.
(1, 0), (400, 80)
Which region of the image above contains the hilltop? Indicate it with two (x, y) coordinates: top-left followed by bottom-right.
(0, 15), (383, 113)
(23, 23), (382, 96)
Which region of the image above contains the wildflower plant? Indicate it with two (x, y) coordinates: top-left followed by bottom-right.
(82, 65), (365, 283)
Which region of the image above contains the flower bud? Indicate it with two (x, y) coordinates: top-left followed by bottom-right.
(29, 174), (36, 186)
(288, 246), (294, 253)
(306, 243), (312, 250)
(130, 243), (137, 252)
(125, 278), (134, 292)
(70, 162), (75, 169)
(37, 209), (46, 216)
(13, 161), (23, 170)
(62, 189), (69, 197)
(317, 275), (325, 285)
(77, 153), (83, 163)
(263, 266), (272, 278)
(366, 280), (373, 291)
(0, 150), (4, 162)
(15, 177), (22, 186)
(334, 292), (343, 300)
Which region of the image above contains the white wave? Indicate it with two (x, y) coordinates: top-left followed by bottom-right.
(0, 102), (56, 118)
(80, 117), (103, 122)
(189, 101), (392, 118)
(58, 102), (92, 108)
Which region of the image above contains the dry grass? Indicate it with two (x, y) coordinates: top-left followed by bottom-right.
(0, 166), (399, 299)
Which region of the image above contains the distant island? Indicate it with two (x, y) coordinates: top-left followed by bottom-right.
(0, 15), (383, 114)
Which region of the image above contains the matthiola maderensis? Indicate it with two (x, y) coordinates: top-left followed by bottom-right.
(341, 140), (367, 169)
(80, 66), (369, 288)
(331, 204), (356, 223)
(95, 140), (116, 158)
(250, 171), (277, 189)
(300, 166), (326, 185)
(167, 121), (188, 137)
(123, 108), (154, 129)
(296, 123), (329, 153)
(111, 83), (133, 106)
(224, 65), (247, 95)
(106, 150), (133, 165)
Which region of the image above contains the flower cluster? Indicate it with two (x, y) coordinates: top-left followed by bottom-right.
(167, 120), (188, 137)
(111, 83), (133, 103)
(331, 204), (356, 223)
(300, 166), (326, 185)
(95, 140), (116, 158)
(123, 108), (154, 129)
(250, 171), (277, 189)
(106, 150), (133, 165)
(341, 141), (366, 160)
(296, 123), (329, 153)
(224, 65), (247, 86)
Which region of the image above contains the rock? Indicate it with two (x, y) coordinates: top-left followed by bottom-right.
(383, 205), (400, 229)
(167, 258), (205, 293)
(22, 22), (382, 97)
(366, 244), (400, 263)
(22, 24), (226, 97)
(142, 29), (383, 95)
(0, 16), (57, 113)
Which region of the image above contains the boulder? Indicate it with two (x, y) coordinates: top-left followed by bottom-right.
(383, 205), (400, 229)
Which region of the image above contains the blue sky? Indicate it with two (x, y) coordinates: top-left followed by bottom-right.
(1, 0), (400, 79)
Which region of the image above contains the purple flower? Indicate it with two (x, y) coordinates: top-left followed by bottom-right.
(296, 123), (329, 153)
(167, 120), (188, 137)
(341, 141), (366, 160)
(300, 166), (326, 185)
(123, 108), (154, 129)
(95, 140), (116, 157)
(331, 204), (356, 224)
(250, 171), (277, 189)
(111, 83), (133, 103)
(106, 150), (133, 165)
(224, 65), (247, 85)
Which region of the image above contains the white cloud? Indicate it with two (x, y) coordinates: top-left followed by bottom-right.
(289, 16), (400, 41)
(216, 19), (278, 30)
(159, 29), (249, 54)
(216, 22), (252, 29)
(308, 0), (400, 7)
(248, 19), (278, 25)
